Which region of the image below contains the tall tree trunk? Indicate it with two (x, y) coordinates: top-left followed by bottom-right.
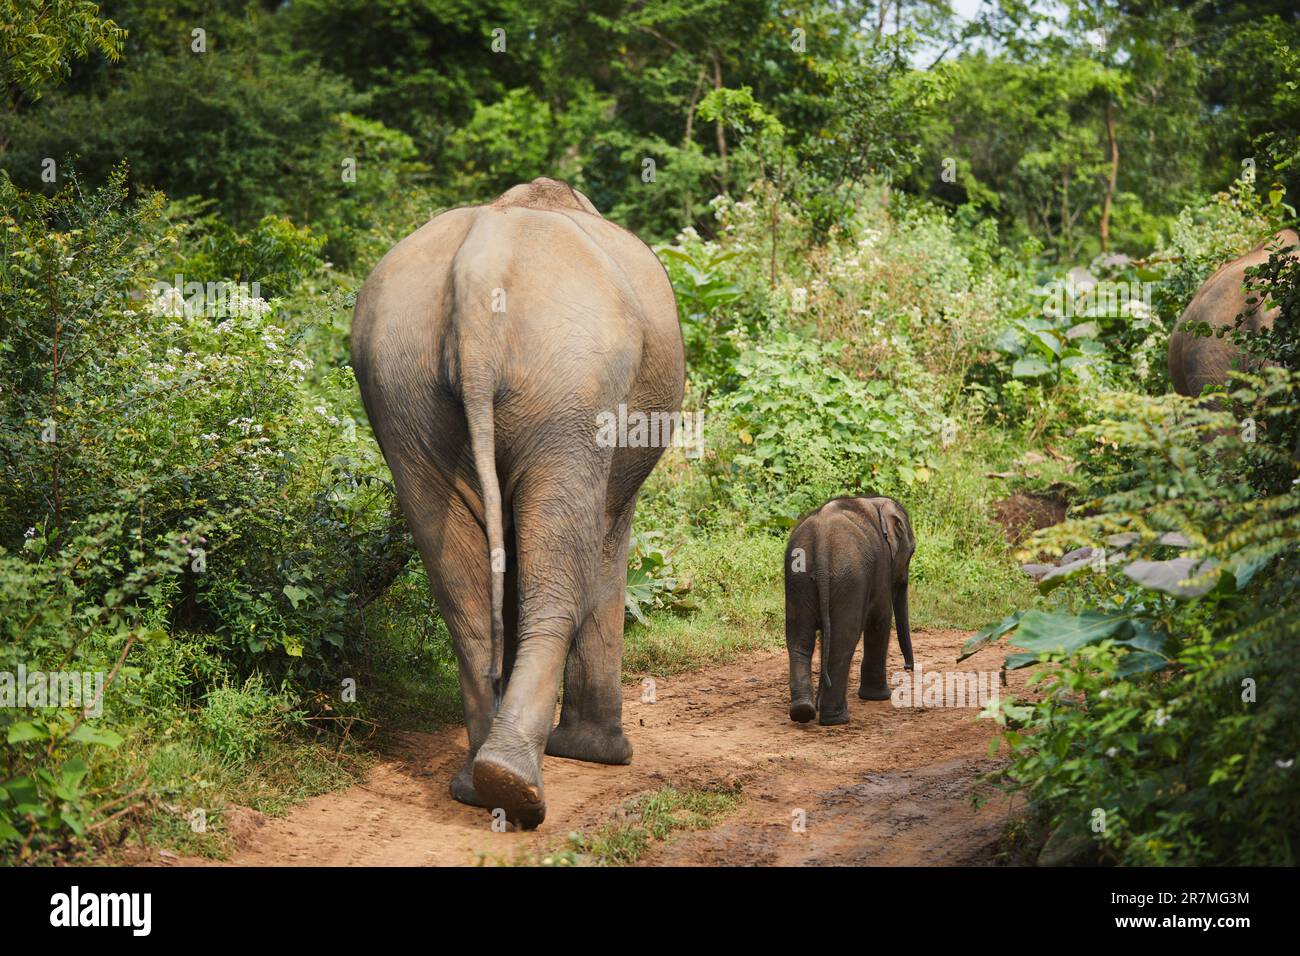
(712, 53), (728, 194)
(1100, 99), (1119, 253)
(683, 66), (706, 224)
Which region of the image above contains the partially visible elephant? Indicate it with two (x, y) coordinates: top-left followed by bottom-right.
(1168, 229), (1299, 397)
(350, 178), (685, 828)
(783, 496), (916, 726)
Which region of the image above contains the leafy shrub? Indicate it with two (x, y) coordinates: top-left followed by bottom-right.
(198, 676), (301, 766)
(975, 372), (1299, 864)
(624, 532), (693, 625)
(0, 167), (403, 857)
(710, 330), (937, 530)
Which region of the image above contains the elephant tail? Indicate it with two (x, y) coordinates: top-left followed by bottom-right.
(816, 546), (833, 704)
(464, 388), (506, 713)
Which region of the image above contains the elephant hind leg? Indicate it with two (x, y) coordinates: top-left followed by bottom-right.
(785, 589), (818, 722)
(816, 596), (862, 725)
(390, 476), (501, 809)
(546, 497), (637, 765)
(858, 611), (893, 701)
(472, 467), (607, 829)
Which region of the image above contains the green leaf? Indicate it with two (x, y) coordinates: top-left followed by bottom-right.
(1038, 559), (1092, 593)
(1123, 557), (1218, 598)
(1008, 610), (1132, 656)
(282, 584), (310, 609)
(1116, 651), (1169, 678)
(959, 611), (1023, 661)
(68, 724), (123, 748)
(1012, 355), (1052, 379)
(6, 722), (46, 744)
(1004, 652), (1040, 671)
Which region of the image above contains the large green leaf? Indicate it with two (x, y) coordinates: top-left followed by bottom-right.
(1008, 610), (1132, 656)
(959, 611), (1023, 661)
(1012, 355), (1052, 379)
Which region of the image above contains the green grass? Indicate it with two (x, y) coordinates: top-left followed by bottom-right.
(572, 784), (742, 865)
(624, 530), (786, 677)
(75, 631), (372, 863)
(135, 733), (367, 859)
(904, 437), (1040, 629)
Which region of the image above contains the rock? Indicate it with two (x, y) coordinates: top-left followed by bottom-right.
(1021, 563), (1052, 580)
(1060, 546), (1094, 565)
(1105, 533), (1139, 548)
(1157, 531), (1191, 547)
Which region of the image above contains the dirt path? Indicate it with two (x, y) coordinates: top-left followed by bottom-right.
(175, 628), (1027, 866)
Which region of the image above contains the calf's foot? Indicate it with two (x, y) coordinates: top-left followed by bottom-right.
(789, 698), (817, 723)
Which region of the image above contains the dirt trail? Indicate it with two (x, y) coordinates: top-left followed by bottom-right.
(174, 629), (1026, 866)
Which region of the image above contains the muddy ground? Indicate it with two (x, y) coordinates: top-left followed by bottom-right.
(152, 628), (1028, 866)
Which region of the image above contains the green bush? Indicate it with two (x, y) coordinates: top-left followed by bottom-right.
(710, 330), (937, 530)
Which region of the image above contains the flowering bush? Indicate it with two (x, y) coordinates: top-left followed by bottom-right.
(0, 171), (402, 856)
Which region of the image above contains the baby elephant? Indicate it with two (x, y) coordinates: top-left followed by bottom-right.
(784, 496), (916, 725)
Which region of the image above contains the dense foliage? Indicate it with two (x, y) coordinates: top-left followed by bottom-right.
(1, 0), (1297, 864)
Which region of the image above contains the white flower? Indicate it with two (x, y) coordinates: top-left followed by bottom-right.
(149, 287), (187, 318)
(1153, 708), (1170, 728)
(1106, 747), (1118, 758)
(24, 527), (35, 538)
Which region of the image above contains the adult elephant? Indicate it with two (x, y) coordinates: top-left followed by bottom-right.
(350, 178), (685, 828)
(1168, 229), (1299, 397)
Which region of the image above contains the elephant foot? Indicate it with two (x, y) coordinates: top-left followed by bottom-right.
(472, 751), (546, 830)
(449, 760), (486, 807)
(818, 709), (850, 726)
(545, 723), (633, 765)
(789, 699), (817, 723)
(858, 684), (892, 701)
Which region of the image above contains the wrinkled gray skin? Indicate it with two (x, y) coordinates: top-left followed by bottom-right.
(1168, 229), (1299, 397)
(350, 178), (685, 828)
(784, 496), (916, 726)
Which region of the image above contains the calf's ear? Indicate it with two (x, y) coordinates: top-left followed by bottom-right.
(874, 499), (913, 560)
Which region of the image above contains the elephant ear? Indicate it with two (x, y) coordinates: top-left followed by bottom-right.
(873, 499), (914, 563)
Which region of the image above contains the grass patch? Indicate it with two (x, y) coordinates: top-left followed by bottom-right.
(573, 784), (743, 865)
(904, 436), (1040, 630)
(623, 530), (785, 677)
(134, 735), (368, 860)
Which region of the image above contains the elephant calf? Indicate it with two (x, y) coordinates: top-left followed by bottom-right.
(1168, 229), (1299, 397)
(784, 496), (916, 725)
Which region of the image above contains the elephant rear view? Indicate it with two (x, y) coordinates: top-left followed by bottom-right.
(350, 178), (684, 828)
(1168, 229), (1299, 397)
(784, 496), (915, 725)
